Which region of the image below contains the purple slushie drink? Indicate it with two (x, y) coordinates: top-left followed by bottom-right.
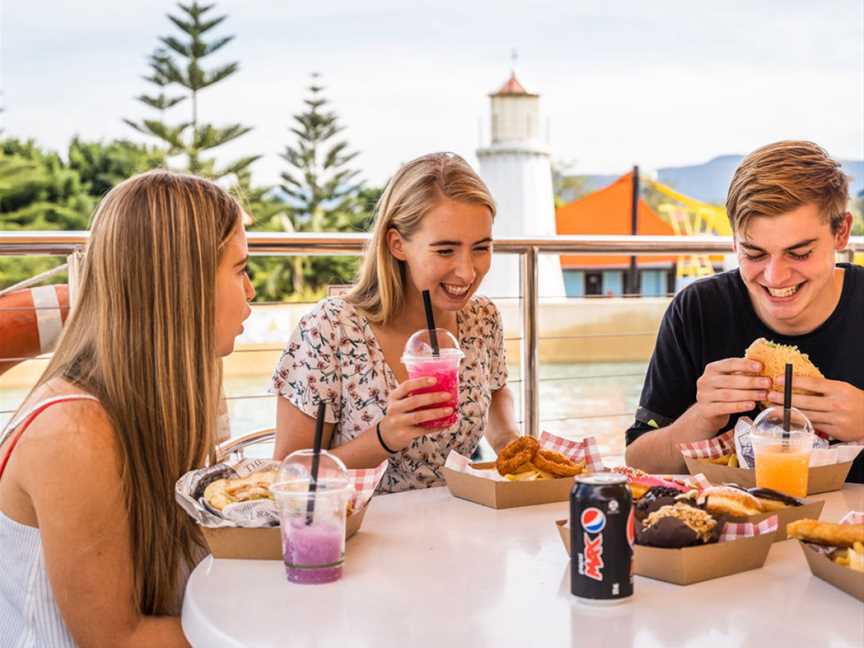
(271, 449), (350, 585)
(282, 519), (344, 584)
(402, 329), (464, 429)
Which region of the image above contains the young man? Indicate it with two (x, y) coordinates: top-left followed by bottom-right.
(625, 141), (864, 482)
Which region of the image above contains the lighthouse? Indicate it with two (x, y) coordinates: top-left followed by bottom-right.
(477, 71), (565, 299)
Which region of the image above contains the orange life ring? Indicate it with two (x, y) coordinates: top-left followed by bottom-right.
(0, 285), (69, 376)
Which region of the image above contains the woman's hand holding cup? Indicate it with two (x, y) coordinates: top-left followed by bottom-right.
(378, 377), (454, 451)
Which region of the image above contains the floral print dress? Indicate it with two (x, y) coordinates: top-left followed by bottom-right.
(269, 295), (508, 493)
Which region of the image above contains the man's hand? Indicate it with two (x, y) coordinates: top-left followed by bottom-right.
(767, 375), (864, 442)
(693, 358), (771, 437)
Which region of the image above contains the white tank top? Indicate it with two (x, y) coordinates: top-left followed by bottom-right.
(0, 395), (98, 648)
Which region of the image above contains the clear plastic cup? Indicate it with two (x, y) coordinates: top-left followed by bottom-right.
(270, 450), (350, 584)
(751, 406), (815, 498)
(401, 328), (464, 429)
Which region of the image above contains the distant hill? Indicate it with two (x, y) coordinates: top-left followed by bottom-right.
(564, 156), (864, 205)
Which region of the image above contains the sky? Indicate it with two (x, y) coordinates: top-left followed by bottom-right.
(1, 0), (862, 187)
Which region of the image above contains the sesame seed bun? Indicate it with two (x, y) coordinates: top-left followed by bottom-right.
(744, 337), (823, 407)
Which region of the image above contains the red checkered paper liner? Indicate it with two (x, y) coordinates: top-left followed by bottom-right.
(679, 430), (735, 459)
(719, 515), (778, 542)
(348, 461), (388, 512)
(538, 430), (606, 472)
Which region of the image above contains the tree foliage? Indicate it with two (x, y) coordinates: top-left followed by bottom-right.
(125, 1), (258, 179)
(277, 74), (369, 295)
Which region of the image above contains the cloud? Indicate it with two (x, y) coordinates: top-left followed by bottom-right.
(2, 0), (861, 185)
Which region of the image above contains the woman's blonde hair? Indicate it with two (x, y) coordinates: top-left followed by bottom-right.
(726, 140), (850, 235)
(346, 152), (495, 323)
(32, 170), (241, 614)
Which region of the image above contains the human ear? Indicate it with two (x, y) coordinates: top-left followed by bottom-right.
(833, 212), (852, 250)
(387, 228), (408, 261)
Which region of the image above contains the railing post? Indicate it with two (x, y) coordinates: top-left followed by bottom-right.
(521, 246), (539, 438)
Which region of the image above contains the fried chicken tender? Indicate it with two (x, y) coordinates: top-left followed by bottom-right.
(787, 519), (864, 548)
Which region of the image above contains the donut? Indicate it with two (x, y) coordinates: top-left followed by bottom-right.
(495, 437), (540, 476)
(638, 502), (719, 547)
(612, 466), (690, 500)
(746, 487), (803, 511)
(532, 449), (584, 477)
(635, 486), (697, 522)
(698, 486), (762, 518)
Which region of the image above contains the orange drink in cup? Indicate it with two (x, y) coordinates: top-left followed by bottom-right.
(751, 406), (814, 498)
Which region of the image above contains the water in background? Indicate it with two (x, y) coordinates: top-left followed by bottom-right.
(222, 359), (644, 460)
(1, 361), (644, 460)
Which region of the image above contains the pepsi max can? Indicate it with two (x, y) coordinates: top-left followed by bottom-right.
(570, 473), (634, 602)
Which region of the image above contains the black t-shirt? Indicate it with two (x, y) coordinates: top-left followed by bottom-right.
(626, 263), (864, 483)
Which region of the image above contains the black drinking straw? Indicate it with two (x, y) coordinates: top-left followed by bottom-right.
(422, 289), (440, 357)
(782, 363), (793, 444)
(305, 401), (327, 525)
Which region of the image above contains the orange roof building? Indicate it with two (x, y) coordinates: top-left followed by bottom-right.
(555, 172), (678, 296)
(555, 172), (678, 269)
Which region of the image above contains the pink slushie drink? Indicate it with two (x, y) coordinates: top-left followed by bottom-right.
(402, 329), (464, 429)
(271, 450), (350, 585)
(282, 519), (344, 584)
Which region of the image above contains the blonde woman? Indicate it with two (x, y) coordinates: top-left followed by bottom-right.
(271, 152), (520, 493)
(0, 171), (254, 647)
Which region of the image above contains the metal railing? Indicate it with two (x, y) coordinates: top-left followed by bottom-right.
(2, 231), (863, 440)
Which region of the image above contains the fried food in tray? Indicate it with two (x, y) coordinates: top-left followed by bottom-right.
(203, 469), (278, 511)
(203, 468), (358, 517)
(495, 437), (585, 479)
(829, 542), (864, 573)
(787, 519), (864, 548)
(705, 454), (739, 467)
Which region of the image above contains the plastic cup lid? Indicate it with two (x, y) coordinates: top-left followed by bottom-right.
(271, 449), (350, 494)
(401, 328), (464, 363)
(751, 406), (814, 440)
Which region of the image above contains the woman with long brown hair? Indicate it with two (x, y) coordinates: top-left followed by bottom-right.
(0, 170), (254, 646)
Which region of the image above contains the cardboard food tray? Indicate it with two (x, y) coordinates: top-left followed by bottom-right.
(555, 519), (773, 585)
(201, 505), (368, 560)
(443, 461), (574, 509)
(736, 500), (825, 544)
(683, 457), (852, 495)
(798, 541), (864, 602)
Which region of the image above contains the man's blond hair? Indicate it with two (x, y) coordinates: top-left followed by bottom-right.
(726, 140), (849, 235)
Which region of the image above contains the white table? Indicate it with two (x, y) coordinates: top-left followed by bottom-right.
(183, 484), (864, 648)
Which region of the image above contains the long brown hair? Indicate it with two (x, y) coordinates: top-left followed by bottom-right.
(346, 152), (495, 323)
(32, 170), (241, 614)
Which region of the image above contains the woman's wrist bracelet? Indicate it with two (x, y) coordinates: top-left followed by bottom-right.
(376, 420), (398, 455)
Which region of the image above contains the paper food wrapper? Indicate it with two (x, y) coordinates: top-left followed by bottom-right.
(797, 511), (864, 602)
(442, 431), (606, 509)
(176, 459), (388, 560)
(680, 429), (861, 494)
(556, 515), (778, 585)
(175, 458), (387, 529)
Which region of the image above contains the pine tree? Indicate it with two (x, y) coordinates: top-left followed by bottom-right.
(125, 2), (258, 179)
(280, 74), (365, 294)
